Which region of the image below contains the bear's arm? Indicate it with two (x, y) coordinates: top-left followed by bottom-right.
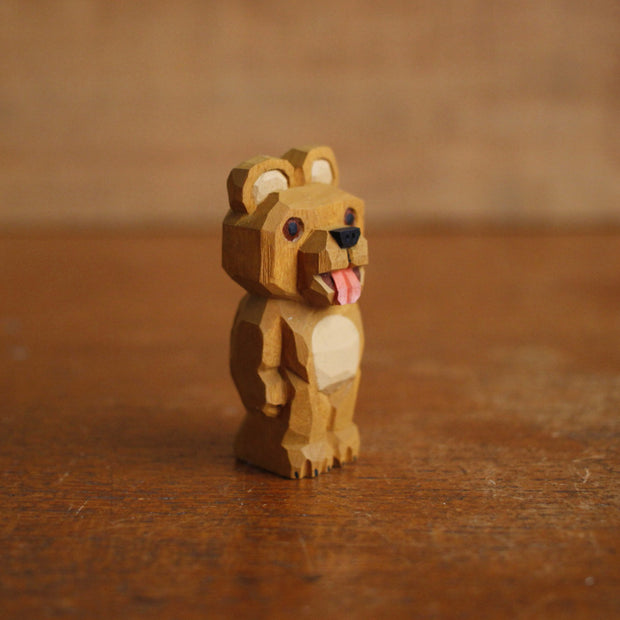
(230, 295), (287, 417)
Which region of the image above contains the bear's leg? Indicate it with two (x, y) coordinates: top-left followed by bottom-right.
(327, 371), (361, 465)
(234, 410), (293, 478)
(281, 372), (334, 479)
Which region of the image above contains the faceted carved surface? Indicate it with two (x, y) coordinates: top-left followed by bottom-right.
(223, 146), (368, 478)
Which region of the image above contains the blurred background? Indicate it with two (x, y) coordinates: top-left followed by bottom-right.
(1, 0), (618, 231)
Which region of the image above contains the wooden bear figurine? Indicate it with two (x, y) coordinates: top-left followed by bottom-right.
(222, 146), (368, 479)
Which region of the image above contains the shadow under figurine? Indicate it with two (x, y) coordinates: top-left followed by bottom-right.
(222, 146), (368, 479)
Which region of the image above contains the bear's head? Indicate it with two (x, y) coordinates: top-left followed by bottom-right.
(222, 146), (368, 308)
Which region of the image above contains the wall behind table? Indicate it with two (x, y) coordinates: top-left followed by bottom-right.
(1, 1), (618, 230)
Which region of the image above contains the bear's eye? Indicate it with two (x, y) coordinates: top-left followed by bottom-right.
(283, 217), (304, 241)
(344, 208), (356, 226)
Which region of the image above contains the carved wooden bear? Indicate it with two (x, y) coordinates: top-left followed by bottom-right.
(222, 146), (368, 479)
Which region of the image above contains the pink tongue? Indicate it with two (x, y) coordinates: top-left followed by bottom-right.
(331, 268), (361, 305)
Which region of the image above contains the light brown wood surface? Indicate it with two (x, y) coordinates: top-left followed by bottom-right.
(1, 231), (619, 618)
(1, 1), (619, 229)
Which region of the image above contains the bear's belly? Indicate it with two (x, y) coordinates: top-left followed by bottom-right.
(311, 315), (360, 391)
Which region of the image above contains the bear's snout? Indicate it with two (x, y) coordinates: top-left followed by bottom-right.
(330, 227), (361, 249)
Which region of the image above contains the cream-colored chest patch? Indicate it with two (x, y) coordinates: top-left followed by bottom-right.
(311, 315), (360, 391)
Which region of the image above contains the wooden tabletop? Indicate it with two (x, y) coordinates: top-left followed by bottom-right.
(1, 232), (619, 619)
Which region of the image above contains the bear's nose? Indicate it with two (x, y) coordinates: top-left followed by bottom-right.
(330, 227), (361, 249)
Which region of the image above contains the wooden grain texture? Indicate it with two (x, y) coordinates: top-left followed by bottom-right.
(1, 232), (619, 619)
(1, 1), (619, 229)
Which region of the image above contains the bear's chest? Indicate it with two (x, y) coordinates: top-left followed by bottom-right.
(311, 315), (360, 390)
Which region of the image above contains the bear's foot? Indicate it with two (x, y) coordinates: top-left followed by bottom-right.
(235, 413), (335, 479)
(234, 411), (294, 478)
(282, 436), (334, 479)
(329, 424), (360, 466)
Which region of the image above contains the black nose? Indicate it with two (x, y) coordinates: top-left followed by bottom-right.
(330, 227), (361, 249)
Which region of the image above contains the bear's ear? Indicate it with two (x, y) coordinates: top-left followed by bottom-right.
(282, 146), (339, 187)
(227, 155), (296, 214)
